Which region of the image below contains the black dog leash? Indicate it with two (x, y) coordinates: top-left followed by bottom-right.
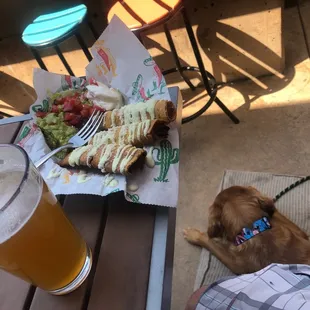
(273, 175), (310, 202)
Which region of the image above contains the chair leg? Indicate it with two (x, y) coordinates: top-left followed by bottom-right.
(215, 97), (240, 124)
(54, 45), (75, 76)
(181, 8), (213, 95)
(134, 30), (144, 44)
(75, 32), (93, 62)
(87, 20), (99, 39)
(181, 7), (240, 124)
(163, 23), (195, 90)
(30, 48), (48, 71)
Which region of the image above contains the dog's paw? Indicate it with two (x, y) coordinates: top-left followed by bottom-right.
(183, 227), (203, 245)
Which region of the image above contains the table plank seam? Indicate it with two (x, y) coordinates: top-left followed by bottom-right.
(161, 209), (176, 310)
(23, 286), (36, 310)
(10, 122), (23, 143)
(144, 214), (156, 310)
(81, 203), (110, 310)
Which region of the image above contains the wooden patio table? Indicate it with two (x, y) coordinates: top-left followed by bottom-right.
(0, 87), (181, 310)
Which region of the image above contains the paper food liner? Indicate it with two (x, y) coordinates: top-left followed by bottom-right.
(21, 16), (180, 208)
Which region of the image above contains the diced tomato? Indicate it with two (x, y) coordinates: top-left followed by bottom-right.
(69, 115), (82, 126)
(93, 105), (106, 113)
(63, 101), (75, 112)
(36, 111), (47, 118)
(80, 109), (89, 118)
(63, 97), (70, 104)
(69, 98), (76, 105)
(64, 112), (76, 121)
(54, 97), (65, 105)
(89, 107), (95, 115)
(89, 106), (105, 115)
(73, 102), (83, 112)
(82, 104), (92, 110)
(51, 105), (60, 113)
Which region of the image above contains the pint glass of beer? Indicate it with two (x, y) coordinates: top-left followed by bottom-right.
(0, 144), (92, 295)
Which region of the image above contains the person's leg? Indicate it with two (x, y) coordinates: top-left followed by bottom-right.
(185, 286), (209, 310)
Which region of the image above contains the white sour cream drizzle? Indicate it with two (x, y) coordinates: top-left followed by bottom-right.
(119, 147), (136, 173)
(77, 171), (92, 183)
(86, 145), (101, 166)
(104, 174), (119, 187)
(127, 182), (139, 192)
(91, 120), (151, 146)
(47, 167), (63, 179)
(145, 147), (155, 168)
(108, 99), (156, 127)
(99, 144), (136, 174)
(109, 179), (119, 187)
(68, 145), (92, 167)
(112, 145), (132, 172)
(69, 143), (138, 174)
(98, 144), (115, 172)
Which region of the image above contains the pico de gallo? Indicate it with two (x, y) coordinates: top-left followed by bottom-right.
(36, 88), (105, 159)
(36, 88), (105, 127)
(35, 83), (123, 159)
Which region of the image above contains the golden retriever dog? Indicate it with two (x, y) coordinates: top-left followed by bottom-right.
(183, 186), (310, 274)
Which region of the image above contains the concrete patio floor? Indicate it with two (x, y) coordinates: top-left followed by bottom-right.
(173, 2), (310, 310)
(1, 1), (310, 309)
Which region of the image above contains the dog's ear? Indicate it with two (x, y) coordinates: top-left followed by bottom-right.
(207, 203), (224, 238)
(259, 197), (276, 217)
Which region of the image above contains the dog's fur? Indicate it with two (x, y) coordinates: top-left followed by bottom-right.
(183, 186), (310, 274)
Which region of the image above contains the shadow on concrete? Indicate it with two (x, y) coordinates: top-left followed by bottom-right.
(145, 11), (295, 117)
(1, 14), (295, 116)
(0, 0), (303, 119)
(181, 101), (310, 178)
(194, 19), (296, 113)
(0, 71), (36, 114)
(1, 0), (287, 67)
(0, 0), (282, 38)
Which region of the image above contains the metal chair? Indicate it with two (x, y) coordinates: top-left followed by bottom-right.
(107, 0), (239, 124)
(22, 4), (98, 77)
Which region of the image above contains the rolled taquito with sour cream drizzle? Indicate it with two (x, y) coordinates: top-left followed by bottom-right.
(102, 99), (176, 129)
(59, 144), (146, 175)
(89, 120), (169, 147)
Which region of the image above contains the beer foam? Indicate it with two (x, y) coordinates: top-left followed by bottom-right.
(0, 170), (42, 244)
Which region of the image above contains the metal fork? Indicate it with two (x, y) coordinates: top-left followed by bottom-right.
(35, 110), (104, 168)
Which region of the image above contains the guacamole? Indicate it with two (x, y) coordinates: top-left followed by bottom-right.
(37, 112), (77, 159)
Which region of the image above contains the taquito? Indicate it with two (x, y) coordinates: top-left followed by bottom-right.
(102, 99), (176, 129)
(59, 144), (146, 175)
(90, 120), (169, 147)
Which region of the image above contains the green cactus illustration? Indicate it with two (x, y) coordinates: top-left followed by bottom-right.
(143, 56), (154, 66)
(147, 89), (152, 98)
(152, 80), (157, 91)
(19, 126), (31, 140)
(158, 82), (166, 95)
(32, 99), (49, 113)
(126, 193), (140, 203)
(42, 99), (49, 111)
(153, 140), (179, 182)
